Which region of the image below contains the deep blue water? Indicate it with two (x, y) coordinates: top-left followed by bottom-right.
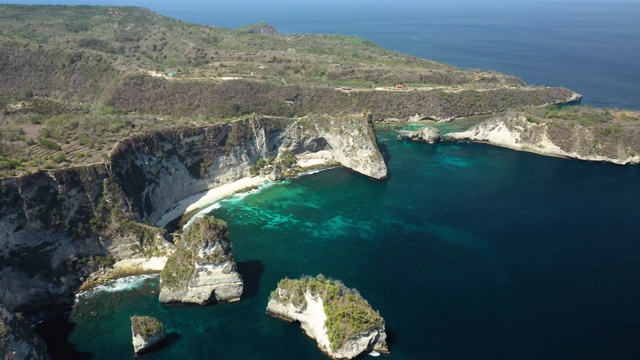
(6, 0), (640, 109)
(20, 1), (640, 359)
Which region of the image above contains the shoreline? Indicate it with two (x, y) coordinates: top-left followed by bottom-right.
(156, 155), (338, 229)
(155, 175), (270, 228)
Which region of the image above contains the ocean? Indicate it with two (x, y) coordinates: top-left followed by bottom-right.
(22, 0), (640, 359)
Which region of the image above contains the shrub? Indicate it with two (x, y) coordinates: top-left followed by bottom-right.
(36, 138), (61, 150)
(270, 275), (384, 351)
(130, 316), (165, 338)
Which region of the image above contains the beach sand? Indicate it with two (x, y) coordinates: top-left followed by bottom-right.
(155, 176), (269, 228)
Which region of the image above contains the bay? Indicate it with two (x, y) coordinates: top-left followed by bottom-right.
(41, 128), (640, 359)
(19, 0), (640, 358)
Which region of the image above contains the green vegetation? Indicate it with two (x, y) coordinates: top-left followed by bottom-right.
(130, 316), (165, 338)
(0, 5), (581, 177)
(160, 216), (232, 290)
(249, 156), (275, 175)
(270, 275), (384, 351)
(526, 104), (614, 125)
(277, 149), (297, 169)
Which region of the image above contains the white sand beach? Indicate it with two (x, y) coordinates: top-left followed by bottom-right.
(113, 256), (168, 271)
(155, 175), (269, 227)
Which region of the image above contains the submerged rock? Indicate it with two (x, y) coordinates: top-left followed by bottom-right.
(159, 216), (243, 304)
(130, 315), (166, 355)
(266, 275), (388, 359)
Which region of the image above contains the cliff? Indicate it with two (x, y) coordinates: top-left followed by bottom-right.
(282, 114), (388, 180)
(110, 115), (388, 226)
(0, 115), (386, 310)
(159, 216), (243, 304)
(445, 112), (640, 164)
(266, 275), (388, 359)
(0, 165), (167, 311)
(0, 305), (47, 360)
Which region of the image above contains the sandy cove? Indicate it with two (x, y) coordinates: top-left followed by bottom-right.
(155, 175), (270, 228)
(155, 153), (336, 228)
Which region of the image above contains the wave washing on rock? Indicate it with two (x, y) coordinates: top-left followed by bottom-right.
(266, 275), (388, 359)
(75, 274), (159, 300)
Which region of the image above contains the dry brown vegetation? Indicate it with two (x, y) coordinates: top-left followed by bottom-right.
(0, 5), (584, 177)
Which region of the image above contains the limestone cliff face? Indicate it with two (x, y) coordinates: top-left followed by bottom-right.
(266, 276), (388, 359)
(1, 167), (113, 310)
(0, 115), (386, 311)
(0, 305), (47, 359)
(445, 113), (640, 164)
(110, 117), (291, 225)
(280, 114), (388, 180)
(159, 216), (243, 304)
(0, 165), (168, 311)
(110, 115), (388, 226)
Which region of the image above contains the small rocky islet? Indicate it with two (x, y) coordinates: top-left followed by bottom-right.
(267, 275), (388, 359)
(130, 315), (166, 355)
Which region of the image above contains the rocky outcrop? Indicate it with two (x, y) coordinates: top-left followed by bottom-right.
(267, 275), (388, 359)
(407, 125), (441, 143)
(280, 114), (388, 180)
(445, 113), (640, 164)
(130, 315), (166, 355)
(0, 305), (47, 359)
(159, 216), (243, 304)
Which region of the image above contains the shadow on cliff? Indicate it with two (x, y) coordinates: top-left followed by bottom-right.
(237, 260), (265, 300)
(35, 309), (93, 360)
(377, 141), (392, 180)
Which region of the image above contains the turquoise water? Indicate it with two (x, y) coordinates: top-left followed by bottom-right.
(40, 129), (640, 359)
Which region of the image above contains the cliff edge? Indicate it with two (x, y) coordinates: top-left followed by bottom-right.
(445, 111), (640, 164)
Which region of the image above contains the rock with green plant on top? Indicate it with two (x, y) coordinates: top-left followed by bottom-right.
(159, 215), (243, 304)
(130, 315), (166, 355)
(266, 275), (388, 359)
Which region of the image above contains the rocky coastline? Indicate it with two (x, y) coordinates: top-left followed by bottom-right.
(398, 111), (640, 165)
(0, 114), (388, 356)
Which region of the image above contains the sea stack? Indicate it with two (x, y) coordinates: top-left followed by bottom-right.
(159, 216), (243, 304)
(130, 316), (166, 355)
(266, 275), (388, 359)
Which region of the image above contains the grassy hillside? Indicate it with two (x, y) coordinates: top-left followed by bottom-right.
(0, 5), (584, 177)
